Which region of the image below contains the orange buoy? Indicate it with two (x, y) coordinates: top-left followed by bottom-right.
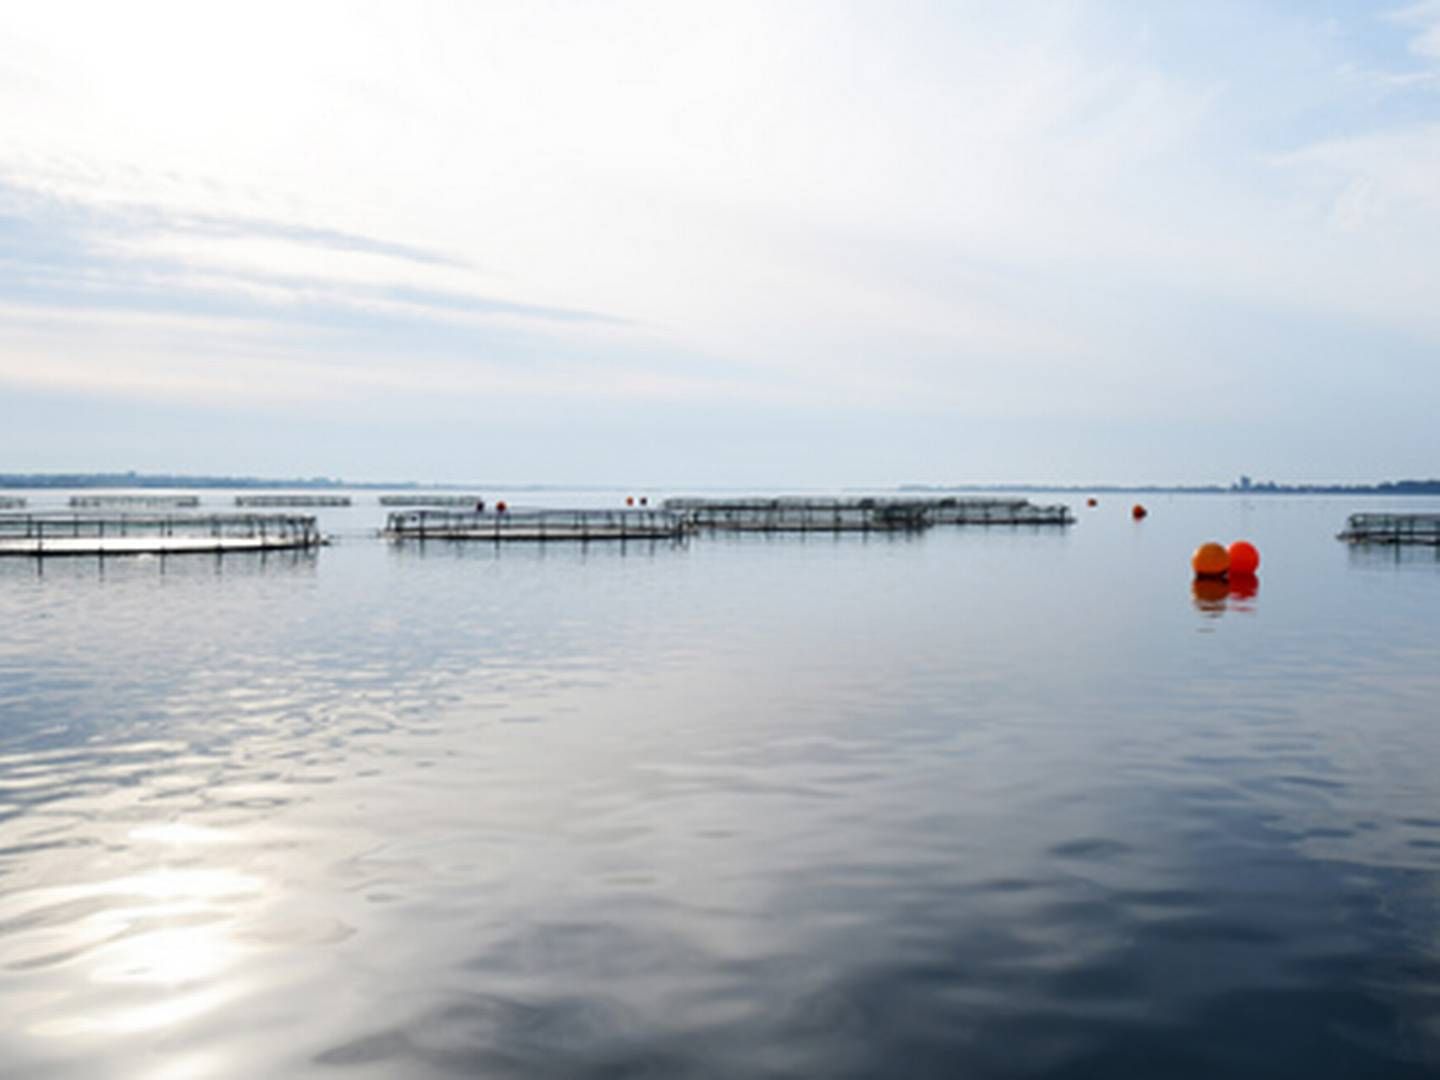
(1227, 540), (1260, 575)
(626, 496), (635, 507)
(1192, 541), (1230, 578)
(1087, 497), (1098, 508)
(1131, 504), (1147, 520)
(496, 499), (508, 513)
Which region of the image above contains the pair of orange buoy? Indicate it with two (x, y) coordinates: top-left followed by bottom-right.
(1192, 540), (1260, 579)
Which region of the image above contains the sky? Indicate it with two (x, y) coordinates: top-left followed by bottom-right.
(2, 1), (1439, 486)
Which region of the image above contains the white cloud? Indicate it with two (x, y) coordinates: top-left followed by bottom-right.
(3, 2), (1440, 479)
(1393, 0), (1440, 60)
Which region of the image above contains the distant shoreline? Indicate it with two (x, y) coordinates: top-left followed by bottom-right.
(899, 481), (1440, 496)
(3, 473), (1440, 496)
(0, 473), (390, 490)
(0, 474), (567, 492)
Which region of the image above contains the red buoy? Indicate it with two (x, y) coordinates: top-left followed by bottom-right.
(1227, 540), (1260, 575)
(626, 496), (635, 507)
(1087, 497), (1098, 508)
(1132, 504), (1147, 520)
(496, 500), (508, 513)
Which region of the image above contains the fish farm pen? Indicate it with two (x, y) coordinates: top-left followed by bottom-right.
(378, 495), (485, 507)
(235, 494), (353, 507)
(923, 497), (1072, 524)
(69, 494), (201, 509)
(1338, 513), (1440, 546)
(385, 508), (692, 543)
(0, 513), (325, 556)
(661, 496), (1074, 532)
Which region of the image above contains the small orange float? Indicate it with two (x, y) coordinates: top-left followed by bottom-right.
(1192, 541), (1230, 578)
(1131, 504), (1147, 520)
(1087, 497), (1098, 508)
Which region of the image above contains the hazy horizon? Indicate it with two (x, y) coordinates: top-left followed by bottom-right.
(5, 469), (1440, 493)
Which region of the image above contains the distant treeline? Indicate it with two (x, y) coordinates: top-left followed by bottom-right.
(901, 479), (1440, 495)
(901, 483), (1227, 494)
(1231, 479), (1440, 495)
(0, 473), (587, 491)
(6, 473), (1439, 494)
(0, 472), (381, 489)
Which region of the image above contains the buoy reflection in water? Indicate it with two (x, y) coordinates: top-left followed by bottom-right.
(1191, 577), (1229, 615)
(1227, 572), (1259, 609)
(1191, 574), (1260, 616)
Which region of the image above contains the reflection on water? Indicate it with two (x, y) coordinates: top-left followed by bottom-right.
(1227, 572), (1259, 601)
(1191, 574), (1260, 618)
(1346, 541), (1440, 569)
(0, 546), (319, 584)
(3, 495), (1440, 1077)
(1190, 576), (1230, 615)
(386, 533), (692, 564)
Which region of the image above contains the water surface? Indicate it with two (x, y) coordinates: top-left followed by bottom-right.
(2, 491), (1440, 1077)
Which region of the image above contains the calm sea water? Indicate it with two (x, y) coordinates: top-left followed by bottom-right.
(2, 489), (1440, 1078)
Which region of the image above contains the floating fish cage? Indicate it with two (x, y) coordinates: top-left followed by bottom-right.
(235, 494), (352, 507)
(378, 494), (486, 507)
(661, 496), (1073, 532)
(385, 508), (692, 543)
(69, 494), (200, 508)
(0, 513), (324, 556)
(0, 497), (25, 509)
(916, 497), (1072, 525)
(1337, 512), (1440, 546)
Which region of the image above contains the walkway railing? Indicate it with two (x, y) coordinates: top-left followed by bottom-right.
(385, 508), (692, 542)
(661, 496), (1073, 531)
(0, 513), (323, 555)
(378, 495), (485, 507)
(235, 495), (352, 507)
(1338, 512), (1440, 545)
(69, 494), (200, 508)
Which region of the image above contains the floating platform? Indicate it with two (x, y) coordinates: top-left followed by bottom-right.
(235, 494), (352, 507)
(69, 494), (200, 509)
(378, 495), (485, 507)
(385, 508), (692, 542)
(661, 496), (1074, 531)
(0, 513), (325, 556)
(1338, 512), (1440, 546)
(923, 497), (1071, 524)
